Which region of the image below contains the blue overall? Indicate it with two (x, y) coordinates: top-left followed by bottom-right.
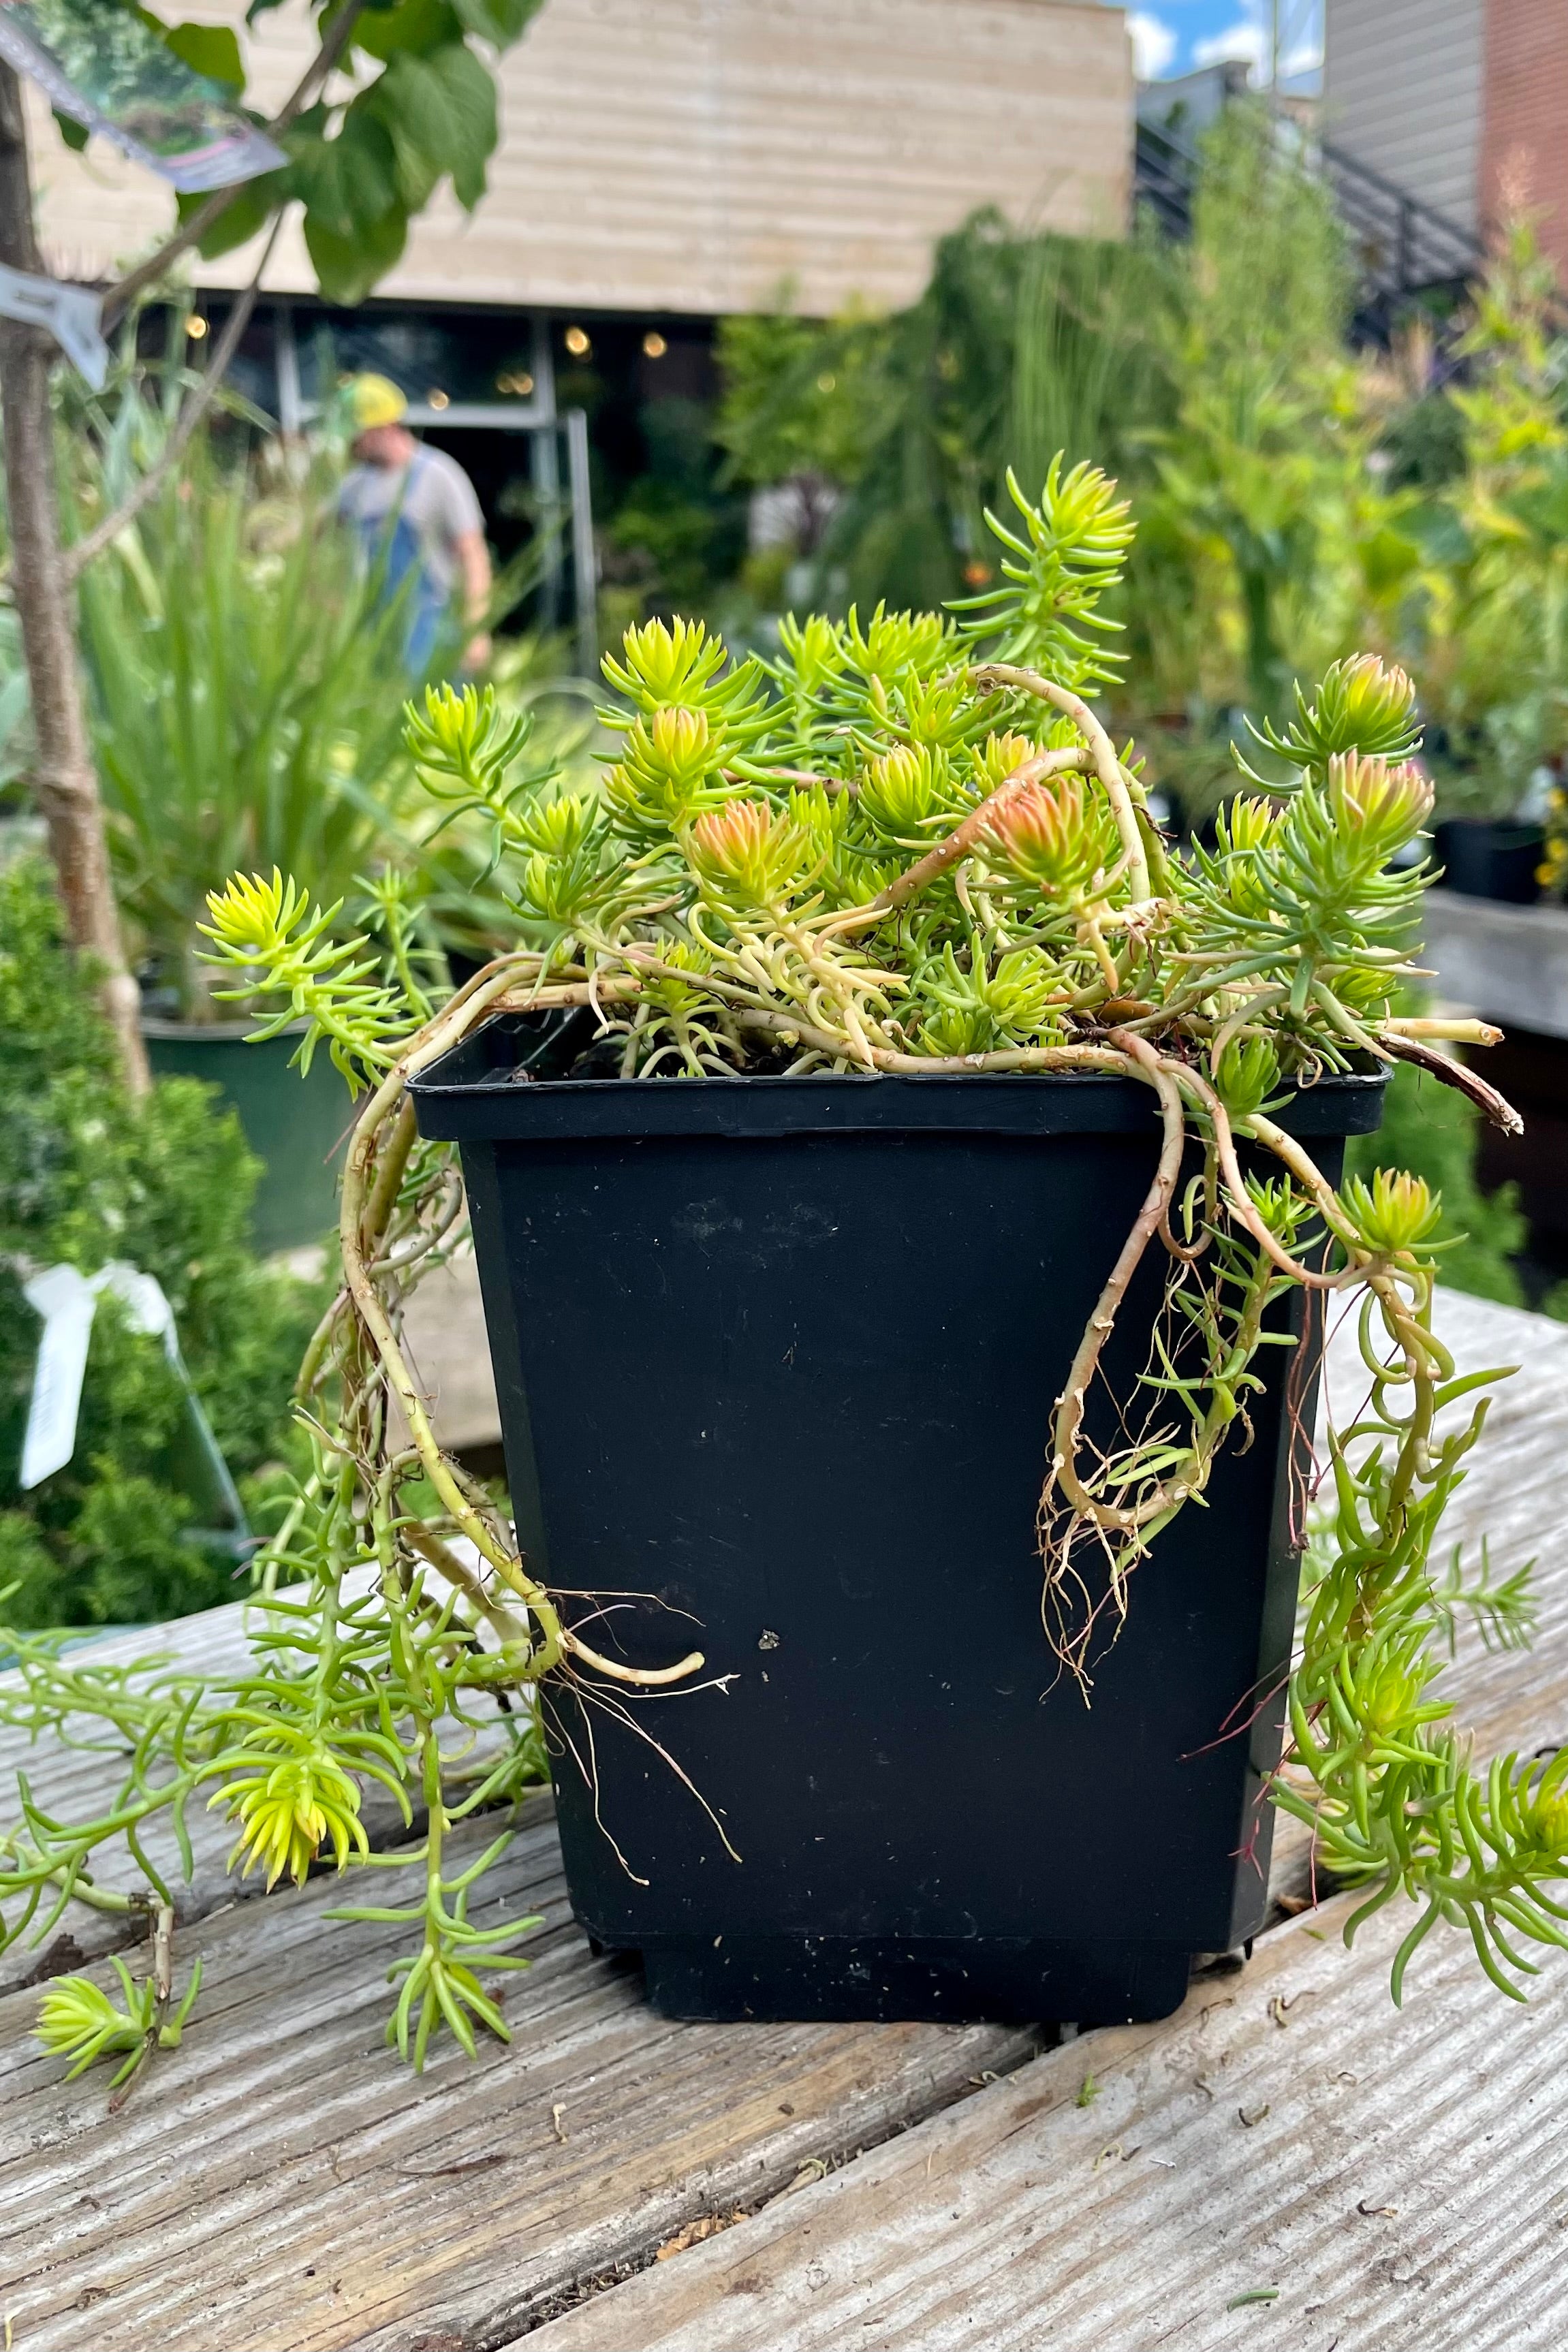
(349, 450), (449, 678)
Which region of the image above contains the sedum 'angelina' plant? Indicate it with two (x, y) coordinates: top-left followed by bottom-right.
(5, 460), (1555, 2092)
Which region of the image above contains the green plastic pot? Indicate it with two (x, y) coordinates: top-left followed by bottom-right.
(142, 1018), (351, 1256)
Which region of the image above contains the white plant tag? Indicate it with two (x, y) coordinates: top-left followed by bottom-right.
(95, 1261), (178, 1358)
(18, 1261), (97, 1488)
(18, 1262), (247, 1532)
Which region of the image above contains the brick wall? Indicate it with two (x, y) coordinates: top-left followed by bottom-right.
(1481, 0), (1568, 270)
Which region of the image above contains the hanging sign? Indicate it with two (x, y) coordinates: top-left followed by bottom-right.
(0, 261), (106, 386)
(0, 0), (285, 192)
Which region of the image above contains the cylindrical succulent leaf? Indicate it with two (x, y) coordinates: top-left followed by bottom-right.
(1338, 1167), (1442, 1255)
(687, 799), (812, 905)
(1328, 750), (1434, 859)
(984, 777), (1118, 899)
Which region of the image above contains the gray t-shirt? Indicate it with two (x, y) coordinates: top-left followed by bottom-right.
(337, 445), (484, 598)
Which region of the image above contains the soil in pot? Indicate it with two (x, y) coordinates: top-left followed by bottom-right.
(143, 1018), (352, 1256)
(411, 1018), (1385, 2027)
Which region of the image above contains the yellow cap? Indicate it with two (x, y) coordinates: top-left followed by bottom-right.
(347, 373), (408, 432)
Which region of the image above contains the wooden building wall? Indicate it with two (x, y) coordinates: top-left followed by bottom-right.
(29, 0), (1132, 317)
(1322, 0), (1484, 231)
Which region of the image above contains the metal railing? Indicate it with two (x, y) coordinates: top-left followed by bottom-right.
(1133, 114), (1484, 331)
(1319, 138), (1480, 306)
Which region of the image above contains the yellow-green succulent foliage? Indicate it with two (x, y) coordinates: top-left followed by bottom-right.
(4, 461), (1556, 2092)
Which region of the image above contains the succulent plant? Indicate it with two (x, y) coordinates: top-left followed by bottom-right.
(3, 460), (1549, 2090)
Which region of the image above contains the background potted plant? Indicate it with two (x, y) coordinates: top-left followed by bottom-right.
(56, 381), (601, 1252)
(7, 458), (1561, 2093)
(1400, 222), (1568, 907)
(65, 407), (429, 1251)
(0, 853), (322, 1627)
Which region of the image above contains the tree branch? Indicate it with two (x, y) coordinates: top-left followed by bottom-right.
(65, 213), (285, 582)
(99, 0), (367, 326)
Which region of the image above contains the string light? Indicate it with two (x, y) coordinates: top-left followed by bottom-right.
(186, 315), (208, 340)
(428, 389), (450, 409)
(642, 331), (668, 358)
(563, 324), (591, 358)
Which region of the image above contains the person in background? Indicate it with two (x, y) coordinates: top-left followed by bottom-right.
(337, 374), (492, 676)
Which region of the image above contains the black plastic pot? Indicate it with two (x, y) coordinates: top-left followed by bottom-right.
(1433, 819), (1545, 906)
(411, 1021), (1384, 2027)
(143, 1018), (352, 1255)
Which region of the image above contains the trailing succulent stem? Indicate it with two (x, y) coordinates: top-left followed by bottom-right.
(3, 460), (1556, 2086)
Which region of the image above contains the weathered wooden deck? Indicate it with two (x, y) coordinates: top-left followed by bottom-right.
(3, 1286), (1567, 2351)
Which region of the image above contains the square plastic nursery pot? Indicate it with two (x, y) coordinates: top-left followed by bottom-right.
(410, 1019), (1385, 2028)
(143, 1017), (353, 1256)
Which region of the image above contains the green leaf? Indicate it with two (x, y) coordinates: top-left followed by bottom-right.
(298, 111), (400, 242)
(186, 175), (286, 262)
(366, 44), (497, 213)
(52, 110), (89, 153)
(304, 204), (409, 307)
(163, 21), (246, 95)
(450, 0), (544, 42)
(353, 0), (464, 59)
(353, 76), (438, 213)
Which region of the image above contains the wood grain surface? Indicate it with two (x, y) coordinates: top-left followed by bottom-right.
(0, 1800), (1039, 2348)
(533, 1884), (1568, 2351)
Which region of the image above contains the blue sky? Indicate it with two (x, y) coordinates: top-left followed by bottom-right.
(1116, 0), (1323, 85)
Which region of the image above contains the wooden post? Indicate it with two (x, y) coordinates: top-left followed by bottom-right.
(0, 62), (148, 1092)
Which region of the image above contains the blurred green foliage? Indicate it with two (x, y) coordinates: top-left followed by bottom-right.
(717, 213), (1176, 619)
(143, 0), (544, 309)
(0, 859), (324, 1627)
(710, 107), (1568, 847)
(601, 390), (749, 629)
(74, 416), (421, 1017)
(716, 304), (896, 492)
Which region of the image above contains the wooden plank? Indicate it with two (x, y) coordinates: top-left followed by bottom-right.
(1420, 891), (1568, 1041)
(29, 0), (1132, 314)
(528, 1883), (1568, 2351)
(0, 1808), (1039, 2351)
(0, 1603), (281, 1996)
